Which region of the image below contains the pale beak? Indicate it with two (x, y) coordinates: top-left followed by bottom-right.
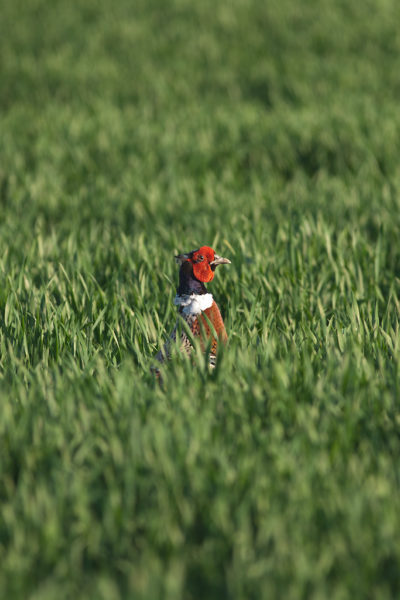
(210, 254), (231, 266)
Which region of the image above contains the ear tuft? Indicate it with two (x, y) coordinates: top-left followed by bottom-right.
(175, 254), (190, 265)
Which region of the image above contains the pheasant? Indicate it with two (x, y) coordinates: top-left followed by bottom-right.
(154, 246), (231, 370)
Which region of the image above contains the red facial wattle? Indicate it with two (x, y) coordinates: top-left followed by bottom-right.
(191, 246), (215, 283)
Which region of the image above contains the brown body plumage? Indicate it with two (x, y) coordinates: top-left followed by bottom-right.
(154, 246), (230, 370)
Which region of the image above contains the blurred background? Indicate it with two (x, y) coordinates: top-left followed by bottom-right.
(2, 0), (400, 243)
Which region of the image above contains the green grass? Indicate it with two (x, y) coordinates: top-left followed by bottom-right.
(1, 0), (400, 597)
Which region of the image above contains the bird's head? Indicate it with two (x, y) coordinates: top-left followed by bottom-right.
(175, 245), (231, 283)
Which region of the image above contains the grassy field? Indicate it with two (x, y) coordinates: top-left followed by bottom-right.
(1, 0), (400, 597)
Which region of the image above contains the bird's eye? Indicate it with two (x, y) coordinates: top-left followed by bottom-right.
(196, 255), (204, 263)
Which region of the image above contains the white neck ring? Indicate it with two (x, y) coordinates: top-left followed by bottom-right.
(174, 293), (213, 315)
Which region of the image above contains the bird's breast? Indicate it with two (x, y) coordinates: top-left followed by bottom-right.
(186, 301), (228, 350)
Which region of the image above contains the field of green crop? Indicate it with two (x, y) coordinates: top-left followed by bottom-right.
(1, 0), (400, 597)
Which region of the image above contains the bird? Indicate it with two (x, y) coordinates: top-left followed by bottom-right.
(154, 245), (231, 371)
